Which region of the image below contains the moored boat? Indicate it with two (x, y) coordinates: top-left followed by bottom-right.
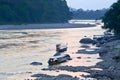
(48, 54), (71, 65)
(56, 43), (67, 52)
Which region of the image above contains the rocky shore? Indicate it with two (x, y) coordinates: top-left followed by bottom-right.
(31, 74), (79, 80)
(30, 40), (120, 80)
(88, 40), (120, 80)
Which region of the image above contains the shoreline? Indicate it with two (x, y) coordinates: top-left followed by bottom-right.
(87, 40), (120, 80)
(30, 39), (120, 80)
(0, 23), (96, 30)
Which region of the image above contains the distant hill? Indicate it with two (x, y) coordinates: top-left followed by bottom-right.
(71, 8), (108, 20)
(0, 0), (71, 24)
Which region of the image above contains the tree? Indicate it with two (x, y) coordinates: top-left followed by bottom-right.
(71, 8), (108, 20)
(0, 0), (71, 24)
(102, 0), (120, 36)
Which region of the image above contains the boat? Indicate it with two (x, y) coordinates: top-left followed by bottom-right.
(56, 43), (67, 52)
(48, 54), (71, 65)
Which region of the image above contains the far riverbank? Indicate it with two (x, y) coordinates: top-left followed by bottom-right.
(0, 21), (97, 30)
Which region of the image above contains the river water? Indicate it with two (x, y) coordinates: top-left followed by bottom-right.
(0, 22), (105, 80)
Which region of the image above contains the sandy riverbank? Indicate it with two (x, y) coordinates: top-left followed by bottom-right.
(0, 23), (96, 30)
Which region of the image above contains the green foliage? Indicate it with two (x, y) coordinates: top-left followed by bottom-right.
(102, 0), (120, 36)
(71, 8), (108, 20)
(0, 0), (71, 24)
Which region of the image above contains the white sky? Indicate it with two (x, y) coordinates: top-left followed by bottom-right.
(66, 0), (117, 10)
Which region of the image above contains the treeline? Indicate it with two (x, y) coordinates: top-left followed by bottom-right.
(102, 0), (120, 36)
(0, 0), (71, 24)
(71, 8), (108, 20)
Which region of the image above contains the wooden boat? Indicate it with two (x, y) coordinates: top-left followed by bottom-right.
(48, 54), (71, 65)
(56, 43), (67, 52)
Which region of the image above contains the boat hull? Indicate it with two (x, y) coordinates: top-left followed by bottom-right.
(56, 48), (67, 52)
(48, 54), (71, 65)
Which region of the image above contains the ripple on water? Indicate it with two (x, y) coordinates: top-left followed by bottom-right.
(0, 24), (104, 80)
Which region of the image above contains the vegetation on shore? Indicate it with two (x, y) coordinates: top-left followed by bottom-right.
(102, 0), (120, 63)
(71, 8), (108, 20)
(0, 0), (71, 24)
(102, 0), (120, 37)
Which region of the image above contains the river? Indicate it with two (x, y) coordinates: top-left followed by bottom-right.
(0, 21), (105, 80)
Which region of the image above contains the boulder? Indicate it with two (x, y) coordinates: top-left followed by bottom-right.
(80, 38), (93, 44)
(98, 49), (108, 56)
(30, 62), (42, 66)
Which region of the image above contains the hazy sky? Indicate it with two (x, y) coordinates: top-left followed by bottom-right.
(66, 0), (117, 10)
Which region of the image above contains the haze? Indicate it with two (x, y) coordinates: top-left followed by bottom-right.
(66, 0), (117, 10)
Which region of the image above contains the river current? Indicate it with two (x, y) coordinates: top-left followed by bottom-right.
(0, 21), (105, 80)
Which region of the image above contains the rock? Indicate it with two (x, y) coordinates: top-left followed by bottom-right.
(80, 38), (93, 44)
(77, 57), (81, 59)
(112, 56), (120, 60)
(21, 32), (28, 34)
(112, 56), (120, 62)
(54, 74), (78, 80)
(98, 49), (108, 56)
(30, 62), (42, 66)
(80, 45), (90, 48)
(31, 74), (79, 80)
(26, 72), (32, 74)
(108, 66), (115, 71)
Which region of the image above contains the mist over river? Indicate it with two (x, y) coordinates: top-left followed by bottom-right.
(0, 20), (105, 80)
